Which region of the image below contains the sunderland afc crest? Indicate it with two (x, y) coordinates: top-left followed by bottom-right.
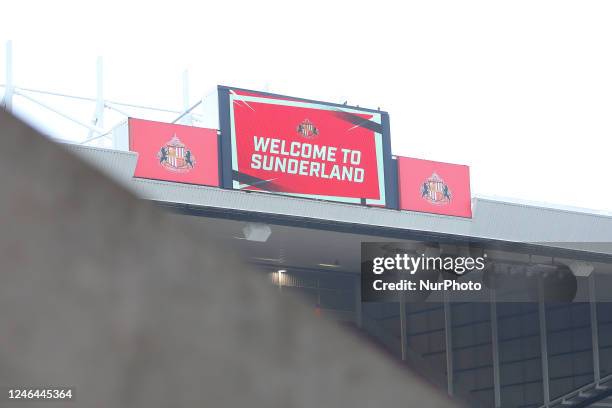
(421, 173), (451, 205)
(158, 135), (196, 173)
(296, 119), (319, 139)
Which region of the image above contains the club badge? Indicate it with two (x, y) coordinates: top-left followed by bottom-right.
(421, 173), (451, 205)
(296, 119), (319, 139)
(157, 135), (196, 173)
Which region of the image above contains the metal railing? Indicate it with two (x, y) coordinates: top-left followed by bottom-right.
(0, 40), (215, 147)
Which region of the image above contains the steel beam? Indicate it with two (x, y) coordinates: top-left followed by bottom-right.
(539, 277), (551, 406)
(590, 273), (601, 383)
(400, 295), (407, 361)
(444, 293), (454, 396)
(491, 289), (501, 407)
(354, 276), (362, 328)
(15, 90), (105, 135)
(10, 86), (189, 114)
(172, 100), (202, 124)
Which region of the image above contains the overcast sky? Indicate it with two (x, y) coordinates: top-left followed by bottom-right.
(2, 1), (611, 213)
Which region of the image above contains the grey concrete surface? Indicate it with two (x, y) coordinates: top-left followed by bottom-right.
(0, 109), (462, 407)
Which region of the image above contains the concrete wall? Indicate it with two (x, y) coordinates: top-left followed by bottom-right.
(0, 109), (461, 407)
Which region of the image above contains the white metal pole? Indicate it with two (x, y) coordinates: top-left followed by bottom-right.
(199, 86), (219, 128)
(88, 57), (104, 142)
(3, 40), (14, 112)
(182, 69), (192, 125)
(96, 56), (104, 128)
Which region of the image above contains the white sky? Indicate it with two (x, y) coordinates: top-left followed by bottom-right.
(2, 0), (611, 213)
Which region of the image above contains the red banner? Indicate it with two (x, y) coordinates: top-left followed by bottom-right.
(129, 118), (219, 186)
(397, 156), (472, 217)
(225, 88), (388, 205)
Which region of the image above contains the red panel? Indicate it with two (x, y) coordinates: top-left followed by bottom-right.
(397, 156), (472, 218)
(231, 95), (382, 200)
(129, 118), (219, 186)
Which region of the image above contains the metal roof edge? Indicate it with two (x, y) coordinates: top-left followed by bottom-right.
(60, 143), (612, 248)
(474, 195), (612, 219)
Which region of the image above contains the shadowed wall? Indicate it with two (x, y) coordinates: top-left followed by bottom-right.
(0, 110), (461, 408)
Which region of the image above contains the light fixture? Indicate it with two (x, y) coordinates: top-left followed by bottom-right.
(242, 222), (271, 242)
(277, 269), (286, 291)
(568, 261), (595, 277)
(318, 260), (340, 268)
(253, 257), (283, 263)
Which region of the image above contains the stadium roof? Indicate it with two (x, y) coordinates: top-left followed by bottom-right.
(63, 143), (612, 260)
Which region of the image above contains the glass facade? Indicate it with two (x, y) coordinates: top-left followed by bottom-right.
(266, 265), (612, 407)
(498, 303), (543, 408)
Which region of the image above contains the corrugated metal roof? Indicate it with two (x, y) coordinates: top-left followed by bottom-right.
(62, 143), (612, 254)
(471, 198), (612, 241)
(62, 142), (138, 189)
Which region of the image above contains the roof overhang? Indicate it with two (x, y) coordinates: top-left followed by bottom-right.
(63, 142), (612, 261)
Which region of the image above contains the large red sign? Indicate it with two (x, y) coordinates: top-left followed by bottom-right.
(129, 118), (219, 186)
(397, 156), (472, 217)
(221, 88), (389, 205)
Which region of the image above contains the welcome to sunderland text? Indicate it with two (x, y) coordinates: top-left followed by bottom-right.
(250, 136), (366, 182)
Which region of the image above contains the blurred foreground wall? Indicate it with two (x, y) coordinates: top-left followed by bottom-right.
(0, 110), (461, 408)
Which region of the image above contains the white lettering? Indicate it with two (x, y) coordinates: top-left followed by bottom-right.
(251, 154), (262, 169)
